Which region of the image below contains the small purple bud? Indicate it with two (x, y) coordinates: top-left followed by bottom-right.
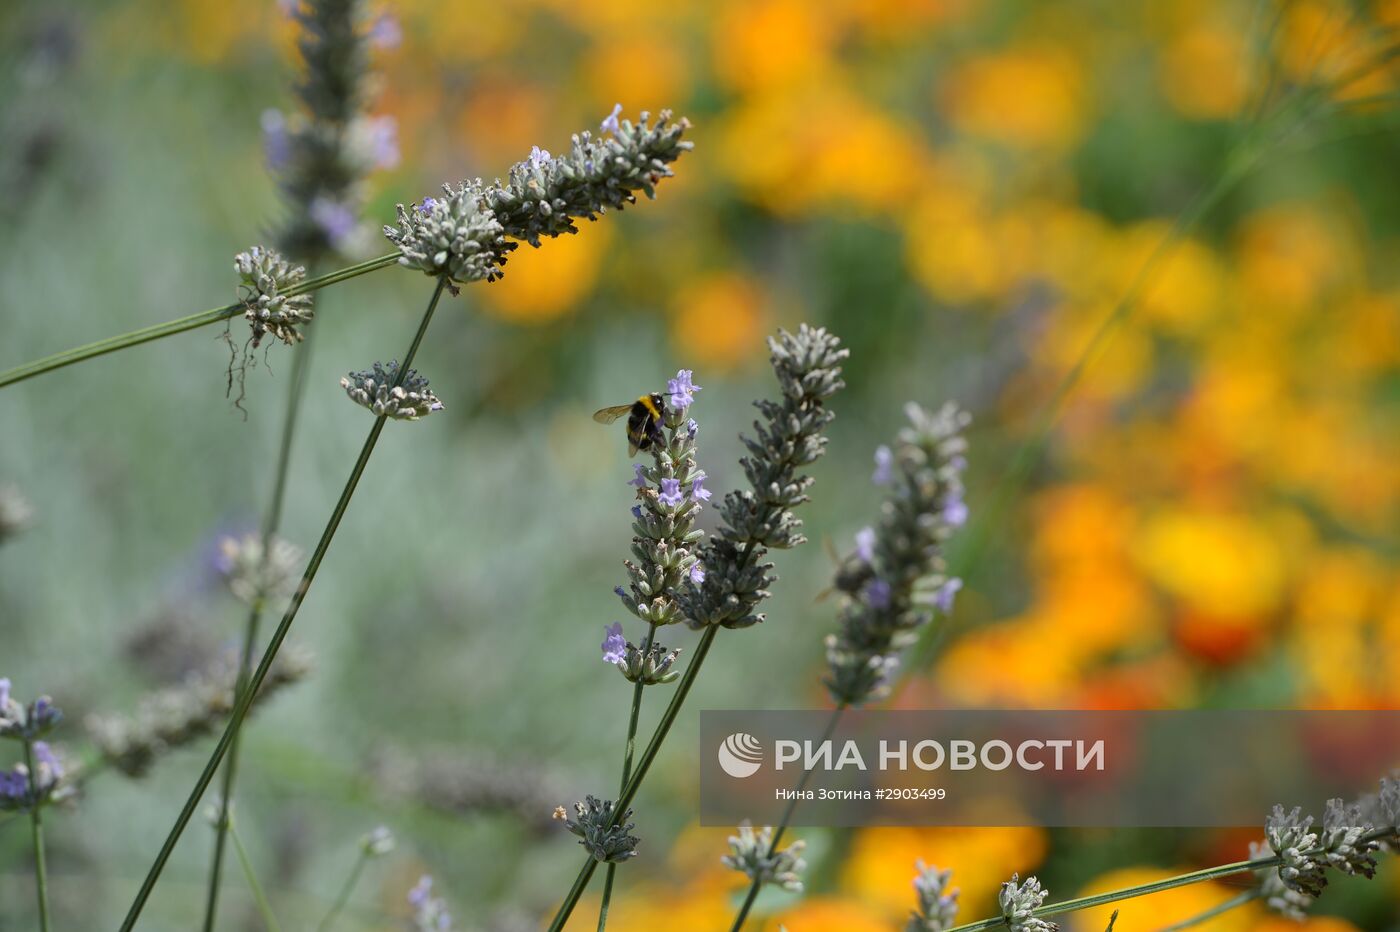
(630, 505), (643, 519)
(866, 578), (892, 609)
(261, 109), (290, 171)
(614, 585), (627, 599)
(628, 464), (647, 489)
(691, 476), (711, 503)
(658, 478), (683, 508)
(854, 527), (876, 564)
(686, 418), (698, 439)
(368, 12), (402, 48)
(689, 562), (706, 584)
(309, 197), (358, 249)
(935, 578), (963, 614)
(529, 145), (552, 170)
(600, 102), (623, 135)
(666, 369), (701, 409)
(0, 678), (9, 708)
(943, 492), (968, 528)
(408, 876), (432, 907)
(601, 623), (627, 664)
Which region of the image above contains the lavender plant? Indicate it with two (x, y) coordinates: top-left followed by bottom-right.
(590, 366), (706, 928)
(113, 98), (689, 930)
(907, 862), (960, 932)
(547, 326), (846, 932)
(730, 400), (970, 930)
(1, 679), (66, 931)
(207, 2), (395, 924)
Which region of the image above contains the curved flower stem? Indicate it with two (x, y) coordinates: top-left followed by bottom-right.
(596, 623), (659, 932)
(547, 624), (721, 932)
(0, 251), (400, 390)
(1153, 890), (1259, 932)
(728, 703), (847, 932)
(203, 318), (320, 931)
(228, 819), (284, 932)
(314, 847), (370, 932)
(23, 740), (51, 932)
(118, 275), (449, 932)
(942, 829), (1395, 932)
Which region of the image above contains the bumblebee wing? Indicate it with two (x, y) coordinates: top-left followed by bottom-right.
(628, 436), (642, 457)
(593, 404), (633, 424)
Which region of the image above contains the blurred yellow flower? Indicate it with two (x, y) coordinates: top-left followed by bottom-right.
(582, 32), (690, 115)
(482, 225), (614, 323)
(842, 826), (1047, 918)
(941, 44), (1091, 151)
(712, 0), (837, 93)
(671, 274), (769, 369)
(1157, 20), (1251, 119)
(1247, 917), (1364, 932)
(1133, 507), (1290, 618)
(716, 85), (929, 216)
(763, 897), (889, 932)
(1235, 203), (1359, 318)
(1115, 224), (1226, 337)
(1067, 867), (1251, 932)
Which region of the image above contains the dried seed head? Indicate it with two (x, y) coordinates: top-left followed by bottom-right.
(234, 246), (316, 347)
(341, 361), (444, 420)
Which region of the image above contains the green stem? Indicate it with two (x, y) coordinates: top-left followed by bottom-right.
(547, 624), (721, 932)
(596, 623), (659, 932)
(23, 740), (51, 932)
(203, 318), (320, 931)
(1154, 890), (1259, 932)
(228, 819), (284, 932)
(0, 251), (399, 390)
(314, 849), (368, 932)
(729, 704), (846, 932)
(118, 275), (449, 932)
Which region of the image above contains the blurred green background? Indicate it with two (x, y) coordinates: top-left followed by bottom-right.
(1, 0), (1399, 929)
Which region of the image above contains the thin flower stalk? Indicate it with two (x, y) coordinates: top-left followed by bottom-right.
(203, 327), (317, 932)
(940, 828), (1396, 932)
(547, 326), (847, 932)
(596, 374), (706, 929)
(314, 827), (394, 932)
(226, 814), (284, 932)
(0, 251), (400, 390)
(117, 276), (450, 932)
(23, 738), (51, 932)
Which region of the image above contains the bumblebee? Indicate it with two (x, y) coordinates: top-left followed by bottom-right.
(594, 392), (667, 457)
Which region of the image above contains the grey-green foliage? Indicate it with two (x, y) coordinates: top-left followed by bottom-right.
(84, 647), (311, 779)
(680, 325), (848, 629)
(825, 402), (969, 705)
